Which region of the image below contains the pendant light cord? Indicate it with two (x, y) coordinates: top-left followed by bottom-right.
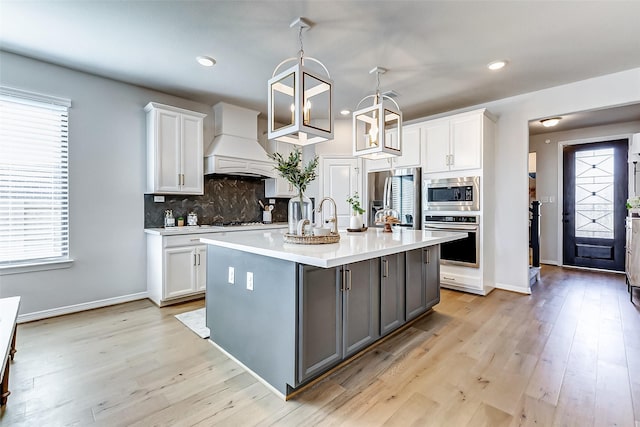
(298, 25), (305, 61)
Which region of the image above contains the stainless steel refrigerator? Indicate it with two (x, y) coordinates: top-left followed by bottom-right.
(367, 167), (421, 229)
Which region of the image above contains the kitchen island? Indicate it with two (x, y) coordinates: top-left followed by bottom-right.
(200, 227), (465, 399)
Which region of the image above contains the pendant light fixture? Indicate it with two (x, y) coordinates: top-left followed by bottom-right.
(353, 67), (402, 159)
(267, 17), (334, 146)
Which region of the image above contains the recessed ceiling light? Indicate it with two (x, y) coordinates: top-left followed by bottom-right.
(487, 60), (507, 71)
(196, 56), (216, 67)
(340, 109), (351, 116)
(541, 117), (561, 127)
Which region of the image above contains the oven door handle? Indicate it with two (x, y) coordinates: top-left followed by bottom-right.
(424, 224), (478, 232)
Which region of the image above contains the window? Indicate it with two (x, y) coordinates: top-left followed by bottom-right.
(0, 87), (71, 268)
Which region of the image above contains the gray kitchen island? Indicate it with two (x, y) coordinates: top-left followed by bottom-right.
(200, 227), (465, 399)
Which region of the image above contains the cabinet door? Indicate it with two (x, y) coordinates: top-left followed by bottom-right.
(366, 157), (393, 172)
(405, 248), (426, 320)
(394, 125), (421, 169)
(343, 259), (380, 357)
(380, 253), (405, 336)
(450, 114), (482, 171)
(195, 245), (207, 292)
(180, 114), (204, 194)
(265, 141), (297, 197)
(156, 110), (182, 193)
(422, 121), (450, 173)
(423, 245), (441, 309)
(164, 246), (197, 299)
(298, 265), (342, 383)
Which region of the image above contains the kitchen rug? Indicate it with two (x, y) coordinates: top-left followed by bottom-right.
(175, 308), (210, 339)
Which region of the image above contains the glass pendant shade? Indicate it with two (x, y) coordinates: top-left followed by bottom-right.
(353, 95), (402, 159)
(268, 58), (334, 146)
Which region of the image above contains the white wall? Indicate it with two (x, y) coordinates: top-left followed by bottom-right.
(0, 51), (215, 318)
(530, 121), (640, 264)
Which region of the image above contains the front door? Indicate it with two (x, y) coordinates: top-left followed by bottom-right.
(562, 139), (628, 271)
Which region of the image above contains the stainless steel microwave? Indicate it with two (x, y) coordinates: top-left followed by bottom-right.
(423, 176), (480, 211)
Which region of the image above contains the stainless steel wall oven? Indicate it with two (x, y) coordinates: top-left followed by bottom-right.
(423, 215), (479, 267)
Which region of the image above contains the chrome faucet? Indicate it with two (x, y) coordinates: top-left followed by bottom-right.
(316, 197), (338, 234)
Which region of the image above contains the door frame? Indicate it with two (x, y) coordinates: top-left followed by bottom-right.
(556, 133), (633, 269)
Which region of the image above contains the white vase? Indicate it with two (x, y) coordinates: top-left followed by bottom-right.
(349, 214), (363, 230)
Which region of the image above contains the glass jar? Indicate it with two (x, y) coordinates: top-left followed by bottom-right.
(374, 206), (400, 232)
(288, 192), (313, 234)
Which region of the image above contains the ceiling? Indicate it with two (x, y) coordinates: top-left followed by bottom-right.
(529, 103), (640, 135)
(1, 1), (640, 122)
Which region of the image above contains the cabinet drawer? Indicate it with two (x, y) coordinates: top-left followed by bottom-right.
(163, 233), (218, 248)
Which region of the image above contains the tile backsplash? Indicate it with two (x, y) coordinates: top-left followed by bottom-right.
(144, 175), (291, 228)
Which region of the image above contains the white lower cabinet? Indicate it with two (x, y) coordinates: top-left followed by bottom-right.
(147, 234), (207, 306)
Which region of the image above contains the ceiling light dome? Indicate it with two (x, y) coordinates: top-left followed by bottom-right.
(196, 56), (216, 67)
(487, 60), (507, 71)
(541, 117), (561, 127)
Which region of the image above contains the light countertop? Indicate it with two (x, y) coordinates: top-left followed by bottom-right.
(200, 228), (467, 268)
(144, 223), (288, 236)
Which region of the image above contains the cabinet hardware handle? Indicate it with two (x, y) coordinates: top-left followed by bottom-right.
(382, 258), (389, 278)
(197, 253), (201, 265)
(443, 276), (455, 281)
(424, 249), (430, 264)
(190, 238), (200, 242)
(193, 254), (197, 266)
(346, 269), (352, 291)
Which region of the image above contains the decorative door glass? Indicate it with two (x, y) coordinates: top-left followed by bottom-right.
(574, 148), (614, 239)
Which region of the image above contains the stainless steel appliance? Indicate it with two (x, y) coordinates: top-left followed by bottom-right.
(368, 168), (421, 229)
(423, 176), (480, 211)
(423, 214), (479, 267)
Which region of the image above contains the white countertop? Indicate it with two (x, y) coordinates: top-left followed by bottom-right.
(200, 228), (467, 268)
(144, 223), (288, 236)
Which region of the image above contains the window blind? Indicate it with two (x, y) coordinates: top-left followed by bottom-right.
(0, 87), (70, 265)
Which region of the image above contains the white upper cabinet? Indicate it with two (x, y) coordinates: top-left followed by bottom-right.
(264, 140), (297, 197)
(422, 110), (489, 174)
(145, 102), (206, 195)
(366, 125), (422, 172)
(394, 124), (421, 169)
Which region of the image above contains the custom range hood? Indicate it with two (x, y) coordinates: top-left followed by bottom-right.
(204, 102), (276, 178)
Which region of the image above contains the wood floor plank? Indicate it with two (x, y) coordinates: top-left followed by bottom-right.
(4, 266), (638, 426)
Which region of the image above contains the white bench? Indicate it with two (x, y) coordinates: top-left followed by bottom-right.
(1, 296), (20, 406)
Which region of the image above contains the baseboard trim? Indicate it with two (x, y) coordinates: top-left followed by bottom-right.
(17, 292), (148, 323)
(540, 259), (559, 266)
(494, 282), (531, 295)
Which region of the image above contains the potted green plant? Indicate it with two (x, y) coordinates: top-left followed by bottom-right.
(346, 193), (365, 230)
(628, 196), (640, 217)
(268, 148), (319, 234)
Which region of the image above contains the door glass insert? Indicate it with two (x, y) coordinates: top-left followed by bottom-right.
(574, 148), (614, 239)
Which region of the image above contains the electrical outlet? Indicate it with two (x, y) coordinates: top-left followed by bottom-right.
(246, 272), (254, 291)
(153, 195), (165, 202)
(228, 267), (234, 284)
(268, 199), (275, 204)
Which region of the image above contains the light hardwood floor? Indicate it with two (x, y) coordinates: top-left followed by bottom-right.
(1, 266), (639, 426)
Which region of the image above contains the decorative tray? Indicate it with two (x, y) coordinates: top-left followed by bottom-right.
(346, 227), (368, 232)
(283, 233), (340, 245)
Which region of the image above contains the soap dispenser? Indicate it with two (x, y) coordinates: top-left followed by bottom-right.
(164, 210), (175, 227)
